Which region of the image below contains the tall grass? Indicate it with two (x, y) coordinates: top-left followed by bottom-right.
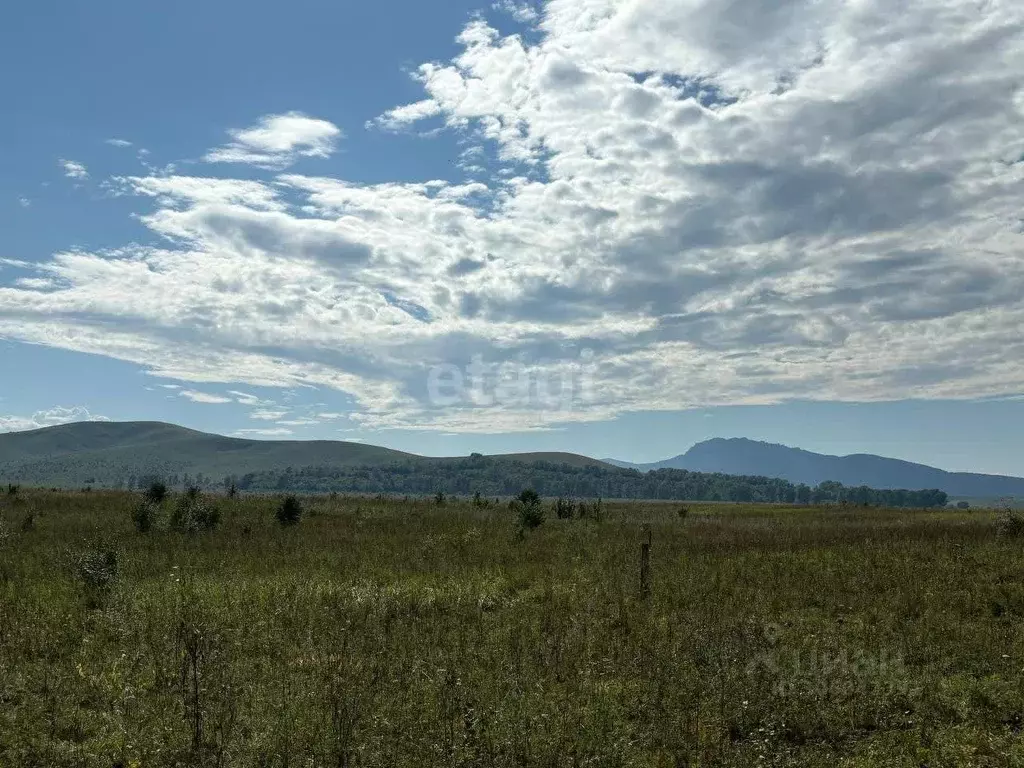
(0, 489), (1021, 766)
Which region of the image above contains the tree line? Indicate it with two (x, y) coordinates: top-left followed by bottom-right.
(229, 457), (949, 507)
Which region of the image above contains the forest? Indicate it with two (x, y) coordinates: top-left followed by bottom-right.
(229, 457), (950, 507)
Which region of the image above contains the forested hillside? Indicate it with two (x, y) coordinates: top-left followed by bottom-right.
(234, 457), (949, 507)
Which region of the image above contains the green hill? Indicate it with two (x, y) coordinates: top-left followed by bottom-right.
(0, 421), (418, 488)
(0, 422), (950, 506)
(0, 421), (607, 489)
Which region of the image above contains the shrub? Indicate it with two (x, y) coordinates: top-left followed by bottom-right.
(554, 497), (576, 520)
(513, 488), (545, 530)
(518, 502), (545, 530)
(144, 481), (168, 505)
(71, 546), (119, 607)
(434, 491), (447, 506)
(517, 488), (541, 507)
(276, 495), (303, 527)
(6, 484), (18, 496)
(20, 511), (35, 532)
(578, 497), (604, 522)
(132, 500), (158, 533)
(677, 506), (690, 520)
(956, 501), (970, 510)
(171, 491), (220, 533)
(995, 509), (1024, 538)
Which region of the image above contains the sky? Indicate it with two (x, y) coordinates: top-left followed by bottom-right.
(2, 0), (1024, 475)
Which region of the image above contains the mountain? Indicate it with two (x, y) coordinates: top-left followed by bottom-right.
(613, 438), (1024, 498)
(0, 421), (608, 488)
(0, 422), (954, 506)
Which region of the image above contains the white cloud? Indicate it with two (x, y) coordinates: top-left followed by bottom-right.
(105, 138), (133, 148)
(229, 390), (274, 406)
(371, 99), (443, 132)
(276, 418), (319, 426)
(117, 175), (285, 211)
(4, 0), (1024, 433)
(0, 406), (108, 433)
(17, 197), (30, 208)
(234, 427), (294, 437)
(60, 159), (88, 180)
(251, 409), (289, 421)
(204, 112), (342, 169)
(178, 389), (233, 404)
(492, 0), (539, 23)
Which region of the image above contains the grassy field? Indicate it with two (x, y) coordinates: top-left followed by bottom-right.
(1, 489), (1023, 767)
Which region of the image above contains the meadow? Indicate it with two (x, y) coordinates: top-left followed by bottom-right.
(1, 488), (1022, 767)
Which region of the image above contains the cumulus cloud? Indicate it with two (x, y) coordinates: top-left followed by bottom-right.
(4, 0), (1024, 433)
(371, 99), (443, 132)
(492, 0), (539, 23)
(105, 138), (133, 148)
(204, 112), (342, 169)
(0, 406), (108, 433)
(60, 159), (88, 179)
(116, 175), (286, 211)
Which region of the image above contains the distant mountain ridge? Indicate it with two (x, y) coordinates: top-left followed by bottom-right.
(0, 422), (957, 506)
(0, 421), (609, 489)
(606, 438), (1024, 498)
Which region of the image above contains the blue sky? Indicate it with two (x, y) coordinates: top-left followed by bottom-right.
(2, 0), (1024, 475)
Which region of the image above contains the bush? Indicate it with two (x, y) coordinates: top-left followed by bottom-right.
(132, 500), (158, 533)
(434, 491), (447, 506)
(518, 502), (545, 530)
(171, 491), (220, 533)
(144, 481), (168, 505)
(276, 495), (303, 526)
(71, 546), (119, 607)
(514, 488), (545, 530)
(6, 484), (18, 496)
(517, 488), (541, 506)
(677, 506), (690, 520)
(20, 511), (36, 532)
(956, 501), (970, 510)
(995, 509), (1024, 538)
(554, 497), (575, 520)
(578, 497), (604, 522)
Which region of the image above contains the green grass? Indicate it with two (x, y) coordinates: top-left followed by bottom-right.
(1, 490), (1023, 766)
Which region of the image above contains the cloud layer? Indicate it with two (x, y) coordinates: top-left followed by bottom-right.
(0, 406), (108, 433)
(4, 0), (1024, 432)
